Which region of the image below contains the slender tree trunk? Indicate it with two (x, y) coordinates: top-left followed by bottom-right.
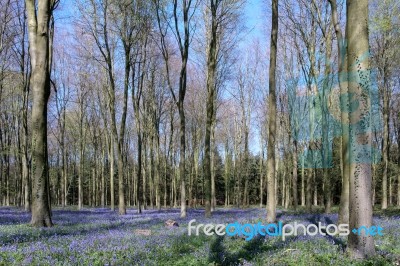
(179, 104), (186, 217)
(389, 176), (392, 206)
(313, 171), (317, 206)
(21, 34), (30, 211)
(243, 130), (249, 207)
(109, 136), (115, 211)
(164, 156), (168, 208)
(225, 143), (230, 207)
(323, 25), (332, 214)
(306, 169), (312, 211)
(137, 134), (143, 213)
(155, 136), (161, 210)
(142, 135), (147, 210)
(61, 106), (67, 207)
(194, 143), (199, 207)
(281, 167), (285, 207)
(381, 78), (389, 209)
(117, 151), (126, 214)
(101, 145), (105, 207)
(292, 141), (298, 210)
(260, 150), (264, 208)
(398, 135), (400, 206)
(22, 104), (30, 211)
(266, 0), (278, 223)
(211, 126), (216, 211)
(329, 0), (350, 224)
(149, 138), (154, 209)
(397, 172), (400, 206)
(301, 155), (305, 206)
(78, 96), (85, 210)
(372, 163), (376, 206)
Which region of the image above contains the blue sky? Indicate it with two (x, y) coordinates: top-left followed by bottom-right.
(53, 0), (269, 155)
(244, 0), (265, 39)
(55, 0), (266, 38)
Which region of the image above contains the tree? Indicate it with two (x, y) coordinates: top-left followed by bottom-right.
(346, 0), (375, 258)
(12, 0), (31, 211)
(370, 0), (400, 209)
(281, 0), (320, 212)
(204, 0), (218, 218)
(76, 0), (137, 215)
(154, 0), (199, 218)
(26, 0), (58, 227)
(328, 0), (350, 224)
(266, 0), (278, 223)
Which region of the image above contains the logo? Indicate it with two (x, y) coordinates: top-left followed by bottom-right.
(287, 41), (381, 168)
(188, 219), (383, 241)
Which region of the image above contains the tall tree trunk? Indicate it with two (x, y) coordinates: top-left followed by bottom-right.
(22, 85), (30, 211)
(301, 155), (305, 206)
(178, 104), (186, 217)
(266, 0), (278, 223)
(155, 135), (161, 210)
(61, 106), (67, 207)
(323, 24), (332, 214)
(164, 155), (168, 208)
(108, 135), (115, 211)
(142, 134), (147, 210)
(381, 76), (389, 209)
(211, 125), (216, 211)
(101, 144), (105, 207)
(117, 150), (126, 214)
(260, 150), (264, 208)
(78, 95), (85, 210)
(173, 0), (193, 219)
(225, 143), (230, 207)
(26, 0), (54, 227)
(243, 130), (249, 207)
(292, 141), (298, 210)
(329, 0), (350, 225)
(398, 131), (400, 206)
(347, 0), (375, 258)
(137, 133), (143, 213)
(313, 170), (317, 206)
(306, 169), (312, 211)
(19, 11), (31, 211)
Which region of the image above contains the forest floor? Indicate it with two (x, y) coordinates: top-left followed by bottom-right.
(0, 206), (399, 265)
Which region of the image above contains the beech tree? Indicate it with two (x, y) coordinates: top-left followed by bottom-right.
(346, 0), (375, 258)
(26, 0), (58, 227)
(266, 0), (278, 223)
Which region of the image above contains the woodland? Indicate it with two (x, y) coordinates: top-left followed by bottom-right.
(0, 0), (399, 264)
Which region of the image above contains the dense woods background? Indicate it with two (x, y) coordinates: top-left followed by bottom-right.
(0, 0), (399, 250)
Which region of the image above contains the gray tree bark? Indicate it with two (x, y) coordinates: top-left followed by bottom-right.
(347, 0), (375, 258)
(266, 0), (278, 223)
(26, 0), (56, 227)
(204, 0), (218, 218)
(329, 0), (350, 225)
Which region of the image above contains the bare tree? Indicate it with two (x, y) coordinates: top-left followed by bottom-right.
(346, 0), (375, 258)
(266, 0), (278, 223)
(154, 0), (199, 218)
(328, 0), (350, 224)
(203, 0), (219, 218)
(26, 0), (58, 227)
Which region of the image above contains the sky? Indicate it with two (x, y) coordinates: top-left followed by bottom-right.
(53, 0), (270, 156)
(55, 0), (267, 42)
(244, 0), (266, 39)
